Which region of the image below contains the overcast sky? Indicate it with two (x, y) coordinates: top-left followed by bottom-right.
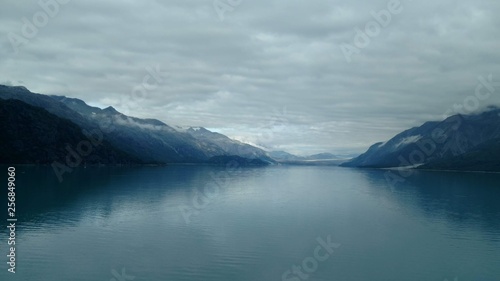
(1, 0), (499, 155)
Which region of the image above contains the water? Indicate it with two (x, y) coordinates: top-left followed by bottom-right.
(0, 165), (499, 281)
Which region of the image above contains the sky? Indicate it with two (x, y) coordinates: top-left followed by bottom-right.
(1, 0), (500, 155)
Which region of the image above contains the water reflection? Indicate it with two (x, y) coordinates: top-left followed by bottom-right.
(348, 167), (500, 234)
(0, 165), (497, 281)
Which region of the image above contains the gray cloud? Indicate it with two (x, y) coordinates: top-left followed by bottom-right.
(1, 0), (499, 155)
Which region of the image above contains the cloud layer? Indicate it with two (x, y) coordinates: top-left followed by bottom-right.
(1, 0), (500, 155)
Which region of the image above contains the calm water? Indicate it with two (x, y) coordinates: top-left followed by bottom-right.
(0, 165), (499, 281)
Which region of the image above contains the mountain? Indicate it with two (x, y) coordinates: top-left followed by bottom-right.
(50, 95), (216, 163)
(0, 85), (93, 129)
(269, 151), (344, 162)
(206, 155), (270, 166)
(268, 151), (303, 161)
(0, 84), (274, 164)
(341, 107), (500, 171)
(304, 153), (341, 161)
(268, 151), (349, 166)
(419, 137), (500, 172)
(184, 127), (274, 163)
(0, 99), (141, 165)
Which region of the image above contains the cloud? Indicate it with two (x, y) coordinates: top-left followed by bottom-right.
(1, 0), (500, 155)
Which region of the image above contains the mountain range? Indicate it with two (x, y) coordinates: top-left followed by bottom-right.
(267, 151), (352, 165)
(0, 85), (278, 166)
(341, 107), (500, 172)
(0, 98), (140, 165)
(6, 84), (497, 172)
(0, 84), (340, 166)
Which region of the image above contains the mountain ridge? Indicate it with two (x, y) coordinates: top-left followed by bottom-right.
(0, 85), (273, 165)
(341, 108), (500, 172)
(0, 99), (142, 166)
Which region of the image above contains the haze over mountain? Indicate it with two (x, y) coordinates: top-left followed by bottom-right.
(182, 126), (273, 162)
(0, 98), (141, 165)
(3, 0), (500, 156)
(0, 85), (278, 165)
(0, 85), (338, 165)
(268, 151), (352, 162)
(3, 84), (500, 171)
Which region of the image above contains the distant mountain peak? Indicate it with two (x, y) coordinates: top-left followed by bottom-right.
(188, 126), (208, 132)
(0, 84), (273, 164)
(102, 106), (119, 114)
(0, 84), (29, 93)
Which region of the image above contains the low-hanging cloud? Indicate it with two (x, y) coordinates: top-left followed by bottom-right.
(1, 0), (499, 155)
